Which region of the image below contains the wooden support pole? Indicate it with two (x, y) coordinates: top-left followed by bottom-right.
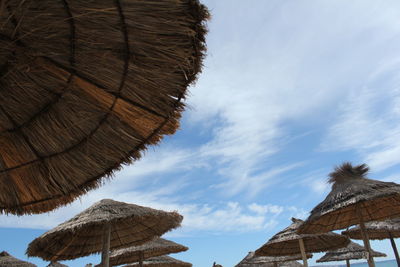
(298, 238), (308, 267)
(389, 232), (400, 267)
(356, 207), (375, 267)
(346, 259), (350, 267)
(273, 262), (278, 267)
(101, 223), (111, 267)
(139, 251), (144, 267)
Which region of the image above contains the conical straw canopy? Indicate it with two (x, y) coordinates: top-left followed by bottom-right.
(0, 251), (37, 267)
(255, 218), (349, 257)
(298, 163), (400, 234)
(235, 251), (310, 267)
(316, 241), (386, 262)
(46, 262), (68, 267)
(99, 237), (188, 266)
(122, 255), (192, 267)
(27, 199), (183, 261)
(0, 0), (209, 215)
(343, 218), (400, 240)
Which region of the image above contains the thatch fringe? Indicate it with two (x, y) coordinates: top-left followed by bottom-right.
(122, 255), (192, 267)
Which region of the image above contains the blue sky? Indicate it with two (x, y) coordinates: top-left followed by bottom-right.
(2, 1), (400, 266)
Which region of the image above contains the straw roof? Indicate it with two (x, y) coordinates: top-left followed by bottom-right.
(122, 255), (192, 267)
(343, 218), (400, 240)
(316, 241), (386, 262)
(0, 0), (209, 215)
(46, 262), (68, 267)
(298, 163), (400, 234)
(0, 251), (37, 267)
(27, 199), (183, 261)
(255, 218), (349, 257)
(100, 237), (188, 266)
(235, 251), (310, 267)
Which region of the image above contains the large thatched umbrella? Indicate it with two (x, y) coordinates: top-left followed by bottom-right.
(255, 218), (349, 267)
(122, 255), (192, 267)
(0, 0), (209, 216)
(343, 218), (400, 266)
(0, 251), (37, 267)
(98, 237), (188, 267)
(27, 199), (182, 267)
(298, 163), (400, 267)
(317, 241), (386, 267)
(235, 251), (310, 267)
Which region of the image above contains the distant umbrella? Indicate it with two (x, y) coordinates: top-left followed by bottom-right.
(235, 251), (310, 267)
(98, 237), (188, 267)
(343, 218), (400, 266)
(317, 241), (386, 267)
(122, 255), (191, 267)
(0, 251), (36, 267)
(0, 0), (209, 215)
(27, 199), (182, 267)
(47, 262), (68, 267)
(298, 163), (400, 267)
(255, 218), (349, 267)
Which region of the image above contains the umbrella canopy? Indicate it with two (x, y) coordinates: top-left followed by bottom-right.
(235, 251), (310, 267)
(317, 241), (386, 263)
(343, 218), (400, 240)
(26, 199), (182, 261)
(298, 163), (400, 234)
(122, 255), (192, 267)
(0, 0), (209, 215)
(47, 262), (68, 267)
(0, 251), (36, 267)
(98, 237), (188, 266)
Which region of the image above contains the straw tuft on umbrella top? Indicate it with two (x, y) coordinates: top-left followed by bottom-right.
(316, 241), (386, 263)
(0, 251), (37, 267)
(98, 237), (188, 266)
(0, 0), (210, 215)
(235, 251), (310, 267)
(122, 255), (192, 267)
(26, 199), (183, 261)
(298, 163), (400, 234)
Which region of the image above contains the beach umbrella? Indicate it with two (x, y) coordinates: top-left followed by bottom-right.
(255, 218), (349, 267)
(27, 199), (182, 267)
(298, 163), (400, 267)
(0, 251), (36, 267)
(122, 255), (192, 267)
(47, 262), (68, 267)
(0, 0), (209, 216)
(235, 251), (310, 267)
(343, 218), (400, 266)
(317, 241), (386, 267)
(99, 237), (188, 267)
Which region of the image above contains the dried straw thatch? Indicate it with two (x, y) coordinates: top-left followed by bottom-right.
(26, 199), (183, 261)
(46, 262), (68, 267)
(298, 163), (400, 234)
(122, 255), (192, 267)
(255, 218), (349, 257)
(235, 251), (309, 267)
(343, 218), (400, 240)
(100, 237), (188, 266)
(0, 0), (209, 215)
(0, 251), (37, 267)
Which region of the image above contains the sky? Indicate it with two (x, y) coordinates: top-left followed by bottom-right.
(2, 0), (400, 266)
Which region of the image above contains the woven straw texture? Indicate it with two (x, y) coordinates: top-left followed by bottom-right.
(317, 241), (386, 262)
(0, 251), (37, 267)
(26, 199), (182, 261)
(343, 218), (400, 240)
(0, 0), (209, 215)
(122, 255), (192, 267)
(255, 218), (349, 257)
(298, 163), (400, 234)
(235, 252), (308, 267)
(103, 237), (188, 266)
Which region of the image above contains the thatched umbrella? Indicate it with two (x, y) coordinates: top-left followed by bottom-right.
(298, 163), (400, 267)
(0, 0), (209, 216)
(122, 255), (192, 267)
(27, 199), (182, 267)
(47, 262), (68, 267)
(0, 251), (37, 267)
(235, 251), (310, 267)
(317, 241), (386, 267)
(255, 218), (349, 267)
(97, 237), (188, 267)
(343, 218), (400, 266)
